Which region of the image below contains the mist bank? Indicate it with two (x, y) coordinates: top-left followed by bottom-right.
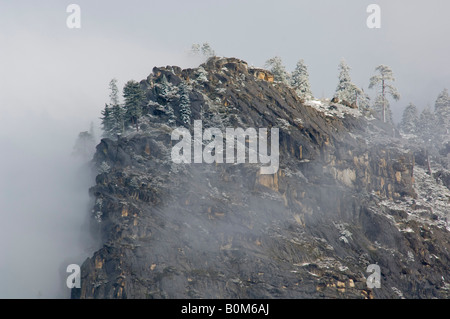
(0, 112), (98, 298)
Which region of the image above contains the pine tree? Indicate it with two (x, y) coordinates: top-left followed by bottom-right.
(110, 104), (125, 136)
(101, 103), (114, 137)
(191, 43), (201, 55)
(400, 103), (419, 134)
(123, 80), (145, 131)
(178, 83), (191, 126)
(357, 88), (371, 110)
(201, 42), (215, 58)
(73, 130), (96, 160)
(157, 75), (176, 126)
(265, 56), (290, 85)
(196, 67), (208, 83)
(107, 78), (125, 137)
(101, 79), (127, 138)
(334, 59), (361, 104)
(434, 88), (450, 134)
(159, 74), (170, 97)
(369, 65), (400, 123)
(418, 106), (436, 142)
(290, 59), (313, 99)
(372, 94), (393, 124)
(109, 78), (120, 106)
(190, 42), (215, 60)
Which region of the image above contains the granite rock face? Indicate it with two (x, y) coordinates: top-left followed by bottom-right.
(72, 57), (450, 299)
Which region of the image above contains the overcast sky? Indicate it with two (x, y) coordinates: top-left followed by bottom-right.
(1, 0), (449, 120)
(0, 0), (449, 298)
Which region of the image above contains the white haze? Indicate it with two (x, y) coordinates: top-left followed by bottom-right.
(1, 0), (449, 298)
(0, 16), (196, 299)
(0, 112), (95, 298)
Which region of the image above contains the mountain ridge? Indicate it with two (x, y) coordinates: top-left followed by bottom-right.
(72, 57), (450, 299)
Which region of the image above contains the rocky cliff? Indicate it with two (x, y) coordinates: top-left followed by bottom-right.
(72, 57), (450, 299)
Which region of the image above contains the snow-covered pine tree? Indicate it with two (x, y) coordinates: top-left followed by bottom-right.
(165, 105), (176, 126)
(107, 78), (125, 137)
(191, 43), (201, 55)
(178, 83), (191, 127)
(110, 104), (125, 136)
(369, 65), (400, 123)
(72, 130), (96, 160)
(98, 161), (111, 174)
(265, 56), (290, 85)
(290, 59), (313, 100)
(334, 59), (361, 104)
(434, 88), (450, 134)
(372, 94), (393, 124)
(357, 88), (371, 110)
(400, 103), (419, 134)
(157, 75), (177, 126)
(196, 66), (208, 83)
(159, 74), (170, 97)
(123, 80), (145, 131)
(109, 78), (120, 106)
(435, 88), (449, 112)
(101, 103), (114, 137)
(190, 42), (216, 61)
(418, 106), (436, 143)
(201, 43), (215, 58)
(335, 59), (352, 101)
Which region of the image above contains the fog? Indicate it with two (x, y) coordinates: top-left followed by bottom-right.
(0, 112), (95, 298)
(0, 0), (449, 298)
(0, 4), (193, 298)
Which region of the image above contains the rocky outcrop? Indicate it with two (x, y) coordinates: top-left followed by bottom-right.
(73, 57), (450, 299)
